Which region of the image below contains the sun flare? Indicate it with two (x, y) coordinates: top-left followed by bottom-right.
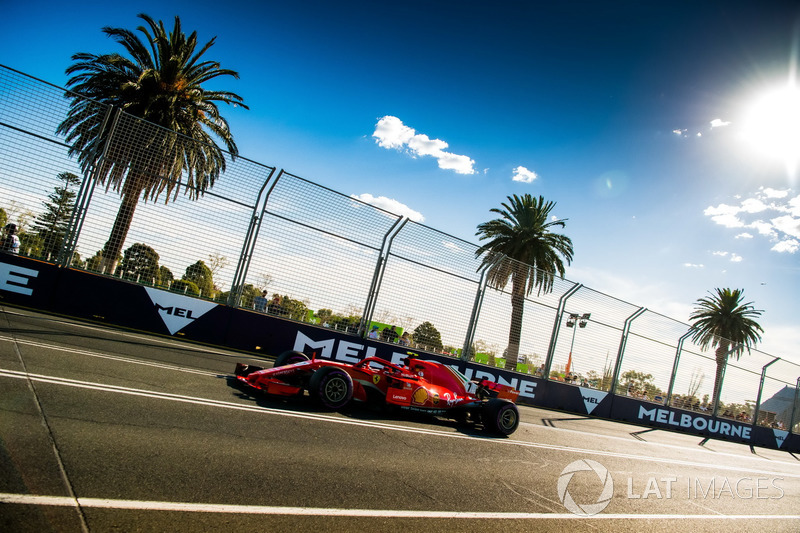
(741, 85), (800, 169)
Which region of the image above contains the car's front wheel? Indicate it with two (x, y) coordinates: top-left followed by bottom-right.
(309, 367), (353, 410)
(274, 350), (310, 367)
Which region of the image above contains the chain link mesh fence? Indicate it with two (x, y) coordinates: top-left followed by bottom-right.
(1, 63), (798, 433)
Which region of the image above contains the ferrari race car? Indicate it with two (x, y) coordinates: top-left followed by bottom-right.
(235, 351), (521, 435)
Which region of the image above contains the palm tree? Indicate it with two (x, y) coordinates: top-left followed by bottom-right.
(689, 288), (763, 410)
(475, 194), (574, 370)
(57, 13), (248, 274)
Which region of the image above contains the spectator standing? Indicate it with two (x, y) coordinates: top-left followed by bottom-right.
(253, 290), (268, 312)
(267, 294), (282, 315)
(1, 224), (20, 255)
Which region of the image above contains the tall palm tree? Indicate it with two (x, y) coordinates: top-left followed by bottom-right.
(57, 13), (248, 274)
(475, 194), (574, 370)
(689, 288), (763, 410)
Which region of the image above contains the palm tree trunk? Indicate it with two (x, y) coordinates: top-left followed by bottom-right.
(505, 276), (525, 370)
(711, 343), (729, 411)
(100, 182), (142, 275)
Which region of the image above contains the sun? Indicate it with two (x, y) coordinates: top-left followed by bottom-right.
(741, 85), (800, 170)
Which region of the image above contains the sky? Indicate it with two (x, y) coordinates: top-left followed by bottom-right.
(1, 0), (799, 363)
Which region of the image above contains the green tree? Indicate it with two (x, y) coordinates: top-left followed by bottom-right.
(119, 243), (160, 283)
(689, 288), (764, 409)
(183, 260), (214, 298)
(218, 283), (259, 307)
(18, 232), (43, 257)
(171, 279), (199, 296)
(413, 321), (443, 352)
(316, 308), (334, 324)
(71, 252), (86, 269)
(31, 171), (81, 261)
(279, 296), (311, 322)
(158, 265), (174, 288)
(57, 13), (248, 275)
(475, 194), (574, 370)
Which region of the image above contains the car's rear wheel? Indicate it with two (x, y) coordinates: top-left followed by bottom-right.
(482, 399), (519, 435)
(309, 367), (353, 410)
(274, 350), (310, 367)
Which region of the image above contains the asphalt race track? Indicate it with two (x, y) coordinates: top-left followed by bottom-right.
(1, 306), (799, 533)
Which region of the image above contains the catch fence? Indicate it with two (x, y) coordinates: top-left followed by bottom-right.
(1, 63), (798, 433)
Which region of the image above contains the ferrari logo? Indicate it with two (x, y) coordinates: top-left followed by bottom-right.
(373, 374), (381, 385)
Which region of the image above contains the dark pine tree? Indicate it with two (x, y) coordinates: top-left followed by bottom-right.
(31, 171), (81, 261)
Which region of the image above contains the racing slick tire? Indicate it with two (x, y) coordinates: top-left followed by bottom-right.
(274, 350), (310, 367)
(482, 398), (520, 436)
(309, 367), (353, 410)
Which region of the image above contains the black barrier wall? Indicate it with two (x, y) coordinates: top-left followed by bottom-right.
(0, 254), (796, 453)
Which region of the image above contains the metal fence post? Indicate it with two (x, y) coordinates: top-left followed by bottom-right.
(460, 265), (489, 361)
(543, 282), (582, 380)
(751, 357), (780, 426)
(790, 377), (800, 434)
(359, 217), (407, 336)
(666, 329), (693, 405)
(227, 166), (278, 307)
(609, 307), (646, 395)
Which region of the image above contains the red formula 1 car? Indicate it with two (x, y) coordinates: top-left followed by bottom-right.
(235, 351), (521, 435)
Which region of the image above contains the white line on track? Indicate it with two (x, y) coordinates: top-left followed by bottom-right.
(1, 493), (798, 520)
(1, 368), (798, 480)
(0, 334), (221, 377)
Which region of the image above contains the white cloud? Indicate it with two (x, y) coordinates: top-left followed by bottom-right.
(740, 198), (768, 213)
(761, 187), (789, 199)
(770, 215), (800, 238)
(771, 239), (799, 253)
(372, 116), (476, 175)
(750, 220), (777, 237)
(673, 129), (685, 135)
(683, 263), (704, 268)
(710, 118), (731, 128)
(511, 166), (538, 183)
(704, 191), (798, 251)
(373, 115), (415, 149)
(351, 193), (425, 222)
(711, 251), (742, 262)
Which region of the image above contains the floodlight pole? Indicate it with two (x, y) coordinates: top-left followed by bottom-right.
(566, 312), (590, 376)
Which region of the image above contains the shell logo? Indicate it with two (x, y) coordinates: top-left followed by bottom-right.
(412, 387), (428, 405)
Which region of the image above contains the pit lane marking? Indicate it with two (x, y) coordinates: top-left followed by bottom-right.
(1, 493), (799, 520)
(1, 368), (798, 480)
